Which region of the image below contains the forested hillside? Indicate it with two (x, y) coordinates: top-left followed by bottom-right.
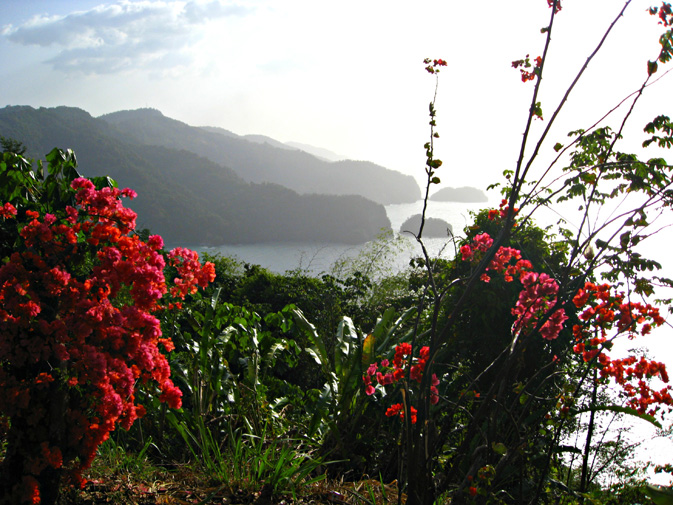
(101, 108), (422, 205)
(430, 186), (488, 202)
(0, 105), (391, 244)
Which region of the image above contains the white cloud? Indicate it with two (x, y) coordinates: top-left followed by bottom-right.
(182, 0), (250, 22)
(2, 0), (253, 74)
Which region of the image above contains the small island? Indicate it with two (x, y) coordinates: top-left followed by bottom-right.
(430, 186), (488, 203)
(400, 214), (453, 238)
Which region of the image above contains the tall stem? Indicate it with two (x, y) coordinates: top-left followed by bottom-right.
(580, 366), (599, 497)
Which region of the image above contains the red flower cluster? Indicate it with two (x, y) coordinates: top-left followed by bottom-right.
(649, 3), (673, 27)
(572, 282), (672, 415)
(424, 57), (448, 74)
(547, 0), (562, 14)
(385, 403), (418, 424)
(460, 233), (493, 262)
(0, 178), (214, 502)
(0, 202), (17, 219)
(460, 227), (566, 341)
(512, 55), (543, 82)
(493, 198), (519, 220)
(512, 271), (568, 341)
(363, 343), (440, 424)
(572, 283), (664, 344)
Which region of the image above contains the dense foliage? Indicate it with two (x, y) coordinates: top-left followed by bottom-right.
(0, 148), (214, 504)
(3, 2), (673, 505)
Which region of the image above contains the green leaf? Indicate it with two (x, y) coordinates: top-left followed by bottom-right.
(362, 333), (375, 366)
(648, 60), (659, 76)
(491, 442), (507, 455)
(554, 445), (582, 454)
(334, 317), (357, 376)
(291, 308), (327, 366)
(573, 405), (662, 429)
(90, 175), (118, 190)
(645, 485), (673, 505)
(580, 172), (596, 184)
(620, 231), (631, 250)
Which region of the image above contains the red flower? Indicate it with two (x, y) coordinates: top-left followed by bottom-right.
(385, 403), (418, 424)
(0, 178), (214, 498)
(547, 0), (562, 13)
(0, 202), (17, 219)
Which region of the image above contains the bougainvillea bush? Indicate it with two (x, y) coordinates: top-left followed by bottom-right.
(0, 149), (214, 504)
(356, 2), (673, 504)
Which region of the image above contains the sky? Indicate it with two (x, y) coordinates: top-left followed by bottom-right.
(1, 0), (670, 192)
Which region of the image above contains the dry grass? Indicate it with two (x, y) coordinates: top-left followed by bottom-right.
(57, 464), (404, 505)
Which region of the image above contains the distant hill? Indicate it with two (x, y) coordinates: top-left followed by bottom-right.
(245, 133), (300, 151)
(0, 105), (390, 245)
(199, 126), (238, 139)
(399, 214), (453, 238)
(200, 127), (297, 152)
(101, 108), (421, 205)
(284, 141), (348, 162)
(430, 186), (488, 203)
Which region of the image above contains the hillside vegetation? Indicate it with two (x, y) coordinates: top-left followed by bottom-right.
(101, 108), (421, 205)
(0, 106), (392, 245)
(430, 186), (488, 203)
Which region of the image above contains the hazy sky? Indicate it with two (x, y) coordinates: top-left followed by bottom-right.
(0, 0), (670, 191)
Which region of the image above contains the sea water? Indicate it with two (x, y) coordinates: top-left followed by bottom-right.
(194, 200), (486, 275)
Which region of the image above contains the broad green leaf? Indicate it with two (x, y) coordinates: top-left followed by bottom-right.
(645, 485), (673, 505)
(362, 333), (375, 365)
(573, 404), (662, 428)
(291, 308), (327, 366)
(90, 175), (118, 190)
(554, 445), (582, 454)
(335, 316), (358, 376)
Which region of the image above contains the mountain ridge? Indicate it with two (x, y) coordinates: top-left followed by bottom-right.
(100, 108), (421, 205)
(0, 105), (392, 246)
